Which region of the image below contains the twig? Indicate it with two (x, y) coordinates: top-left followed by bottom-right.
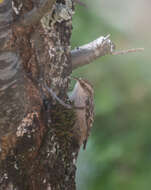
(44, 81), (85, 110)
(71, 35), (144, 70)
(44, 83), (72, 109)
(112, 48), (144, 55)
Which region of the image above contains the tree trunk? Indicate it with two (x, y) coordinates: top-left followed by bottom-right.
(0, 0), (76, 189)
(0, 0), (115, 189)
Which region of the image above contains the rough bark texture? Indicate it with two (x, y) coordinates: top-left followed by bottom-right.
(0, 0), (117, 189)
(0, 0), (78, 189)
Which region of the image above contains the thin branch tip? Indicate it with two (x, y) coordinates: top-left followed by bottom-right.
(112, 48), (144, 55)
(71, 33), (144, 70)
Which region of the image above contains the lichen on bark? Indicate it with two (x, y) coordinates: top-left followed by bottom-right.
(0, 0), (78, 189)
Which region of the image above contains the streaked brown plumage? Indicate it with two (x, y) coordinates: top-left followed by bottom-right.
(69, 77), (94, 149)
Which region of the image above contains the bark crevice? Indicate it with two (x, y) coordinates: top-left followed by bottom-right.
(0, 0), (76, 189)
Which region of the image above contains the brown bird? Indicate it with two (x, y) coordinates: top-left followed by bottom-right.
(69, 77), (94, 149)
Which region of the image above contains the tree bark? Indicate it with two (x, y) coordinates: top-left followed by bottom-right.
(0, 0), (114, 189)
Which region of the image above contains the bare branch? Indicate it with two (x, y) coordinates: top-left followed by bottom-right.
(112, 48), (144, 55)
(14, 0), (56, 27)
(71, 35), (115, 70)
(44, 81), (85, 110)
(71, 35), (144, 70)
(44, 83), (72, 109)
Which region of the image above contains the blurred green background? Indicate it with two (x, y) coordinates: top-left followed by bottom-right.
(71, 0), (151, 190)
